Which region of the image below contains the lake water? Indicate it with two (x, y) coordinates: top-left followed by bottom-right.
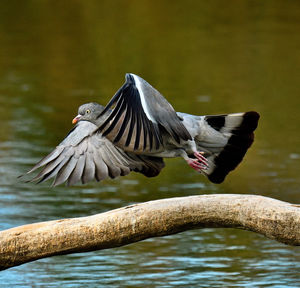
(0, 1), (299, 287)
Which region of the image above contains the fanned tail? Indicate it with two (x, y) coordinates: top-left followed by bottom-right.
(196, 111), (260, 183)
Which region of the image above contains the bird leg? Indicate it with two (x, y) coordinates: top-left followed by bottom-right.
(194, 151), (209, 166)
(180, 150), (209, 172)
(187, 152), (209, 172)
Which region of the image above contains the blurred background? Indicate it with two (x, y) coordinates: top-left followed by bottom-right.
(0, 0), (299, 287)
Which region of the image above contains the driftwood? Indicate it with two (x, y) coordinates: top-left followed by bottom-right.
(0, 194), (299, 271)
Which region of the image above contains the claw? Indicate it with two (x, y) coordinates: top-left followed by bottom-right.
(194, 152), (209, 167)
(187, 158), (208, 172)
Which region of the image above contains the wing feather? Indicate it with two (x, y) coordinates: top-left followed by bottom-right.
(98, 73), (191, 154)
(68, 154), (86, 186)
(38, 156), (71, 184)
(93, 151), (109, 181)
(101, 96), (126, 136)
(82, 152), (96, 184)
(99, 147), (122, 178)
(29, 150), (68, 182)
(25, 121), (165, 186)
(53, 157), (77, 186)
(27, 147), (64, 174)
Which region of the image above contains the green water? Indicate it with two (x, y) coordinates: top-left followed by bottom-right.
(0, 1), (299, 287)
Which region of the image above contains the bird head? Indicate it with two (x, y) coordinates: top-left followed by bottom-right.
(72, 102), (105, 125)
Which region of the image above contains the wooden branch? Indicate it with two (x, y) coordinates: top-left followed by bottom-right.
(0, 194), (299, 270)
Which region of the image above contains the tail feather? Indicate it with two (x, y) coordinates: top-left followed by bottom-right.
(197, 111), (259, 184)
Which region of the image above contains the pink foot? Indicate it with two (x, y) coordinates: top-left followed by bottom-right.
(187, 152), (209, 172)
(187, 159), (207, 172)
(194, 152), (209, 166)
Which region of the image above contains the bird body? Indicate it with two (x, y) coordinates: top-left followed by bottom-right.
(25, 73), (259, 186)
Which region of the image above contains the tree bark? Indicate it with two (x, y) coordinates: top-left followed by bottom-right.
(0, 194), (299, 270)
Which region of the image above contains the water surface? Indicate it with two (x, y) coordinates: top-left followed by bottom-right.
(0, 1), (299, 287)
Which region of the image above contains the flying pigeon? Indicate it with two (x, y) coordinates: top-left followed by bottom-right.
(25, 73), (259, 186)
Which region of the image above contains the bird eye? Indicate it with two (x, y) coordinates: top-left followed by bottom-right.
(86, 109), (91, 114)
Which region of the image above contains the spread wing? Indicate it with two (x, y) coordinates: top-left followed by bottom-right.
(98, 73), (192, 154)
(25, 121), (165, 186)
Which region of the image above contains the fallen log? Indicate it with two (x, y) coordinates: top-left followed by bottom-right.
(0, 194), (299, 270)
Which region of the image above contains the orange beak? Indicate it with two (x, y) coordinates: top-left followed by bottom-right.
(72, 115), (81, 124)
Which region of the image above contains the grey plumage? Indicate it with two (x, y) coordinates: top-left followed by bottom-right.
(24, 73), (259, 186)
(99, 74), (191, 153)
(25, 120), (165, 186)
